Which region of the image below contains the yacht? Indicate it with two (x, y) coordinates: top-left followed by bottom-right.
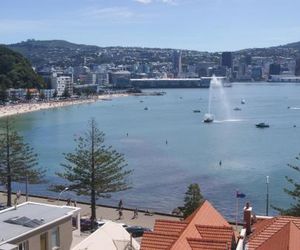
(256, 122), (270, 128)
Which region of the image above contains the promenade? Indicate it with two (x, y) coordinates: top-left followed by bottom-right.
(0, 192), (181, 229)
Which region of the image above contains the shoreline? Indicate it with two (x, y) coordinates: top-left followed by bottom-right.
(0, 93), (130, 118)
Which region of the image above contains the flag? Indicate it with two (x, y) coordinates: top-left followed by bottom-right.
(236, 191), (246, 198)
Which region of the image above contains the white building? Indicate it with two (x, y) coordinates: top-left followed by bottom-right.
(72, 221), (140, 250)
(51, 74), (73, 96)
(40, 89), (56, 99)
(0, 202), (80, 250)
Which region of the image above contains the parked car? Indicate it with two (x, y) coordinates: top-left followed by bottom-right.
(126, 226), (152, 237)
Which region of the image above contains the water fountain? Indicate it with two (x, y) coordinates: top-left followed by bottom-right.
(203, 75), (231, 123)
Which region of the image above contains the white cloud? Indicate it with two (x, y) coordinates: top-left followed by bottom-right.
(134, 0), (152, 4)
(83, 7), (134, 19)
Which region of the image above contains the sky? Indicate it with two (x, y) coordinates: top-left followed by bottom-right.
(1, 0), (300, 52)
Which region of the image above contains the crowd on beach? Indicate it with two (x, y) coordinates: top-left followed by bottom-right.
(0, 93), (130, 118)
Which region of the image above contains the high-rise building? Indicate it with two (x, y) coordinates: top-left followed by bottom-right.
(269, 63), (281, 75)
(221, 52), (233, 68)
(173, 50), (182, 77)
(295, 58), (300, 76)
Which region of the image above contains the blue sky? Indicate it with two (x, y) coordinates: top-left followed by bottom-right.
(1, 0), (300, 51)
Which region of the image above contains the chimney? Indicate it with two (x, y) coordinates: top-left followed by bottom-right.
(243, 202), (252, 235)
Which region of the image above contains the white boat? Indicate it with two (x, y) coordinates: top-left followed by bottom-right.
(203, 113), (214, 123)
(241, 99), (246, 104)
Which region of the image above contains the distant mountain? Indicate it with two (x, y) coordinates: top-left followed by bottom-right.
(5, 39), (300, 69)
(7, 39), (100, 67)
(279, 41), (300, 50)
(0, 45), (45, 90)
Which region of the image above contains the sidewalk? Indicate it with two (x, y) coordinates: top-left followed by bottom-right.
(0, 192), (181, 229)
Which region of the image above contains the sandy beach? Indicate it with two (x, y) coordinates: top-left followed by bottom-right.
(0, 93), (130, 118)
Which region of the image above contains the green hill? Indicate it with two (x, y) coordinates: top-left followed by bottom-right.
(0, 45), (45, 90)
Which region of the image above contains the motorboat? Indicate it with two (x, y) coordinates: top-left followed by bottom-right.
(203, 113), (214, 123)
(241, 99), (246, 104)
(233, 107), (242, 111)
(193, 110), (201, 113)
(256, 122), (270, 128)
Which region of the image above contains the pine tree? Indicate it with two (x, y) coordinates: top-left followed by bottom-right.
(182, 183), (204, 218)
(0, 117), (44, 206)
(272, 154), (300, 216)
(54, 118), (132, 229)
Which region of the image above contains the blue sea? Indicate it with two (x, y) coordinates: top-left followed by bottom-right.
(8, 83), (300, 220)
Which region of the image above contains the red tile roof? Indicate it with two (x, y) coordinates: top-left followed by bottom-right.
(247, 216), (300, 250)
(154, 220), (187, 236)
(140, 201), (236, 250)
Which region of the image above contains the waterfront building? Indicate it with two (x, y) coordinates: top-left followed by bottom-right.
(109, 71), (131, 88)
(173, 50), (182, 78)
(51, 74), (73, 96)
(251, 66), (263, 81)
(221, 52), (233, 69)
(269, 63), (281, 75)
(6, 88), (27, 100)
(40, 89), (56, 99)
(295, 58), (300, 76)
(86, 73), (97, 85)
(0, 202), (80, 250)
(130, 78), (210, 88)
(96, 72), (109, 86)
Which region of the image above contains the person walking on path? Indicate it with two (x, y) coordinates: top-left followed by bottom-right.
(132, 208), (138, 219)
(118, 199), (123, 210)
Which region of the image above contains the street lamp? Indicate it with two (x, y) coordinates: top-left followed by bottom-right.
(57, 187), (69, 205)
(266, 176), (269, 216)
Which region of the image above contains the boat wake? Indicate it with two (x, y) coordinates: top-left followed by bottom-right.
(289, 107), (300, 110)
(213, 119), (244, 123)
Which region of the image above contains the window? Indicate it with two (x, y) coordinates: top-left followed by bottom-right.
(51, 227), (60, 249)
(18, 241), (29, 250)
(40, 232), (48, 250)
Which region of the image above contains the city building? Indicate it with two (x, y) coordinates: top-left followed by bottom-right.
(0, 202), (80, 250)
(130, 78), (210, 88)
(221, 52), (233, 69)
(51, 74), (73, 96)
(6, 88), (27, 100)
(295, 58), (300, 76)
(269, 63), (281, 75)
(173, 50), (182, 77)
(109, 71), (131, 88)
(251, 66), (263, 81)
(40, 89), (57, 99)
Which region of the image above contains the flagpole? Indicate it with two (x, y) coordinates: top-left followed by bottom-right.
(235, 190), (238, 230)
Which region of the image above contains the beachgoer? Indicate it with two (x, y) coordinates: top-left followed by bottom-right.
(132, 208), (138, 219)
(118, 199), (123, 210)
